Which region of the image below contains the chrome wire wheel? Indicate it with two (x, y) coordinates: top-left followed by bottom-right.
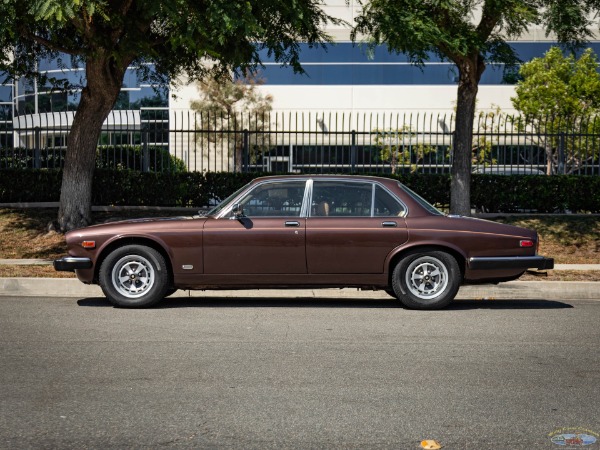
(111, 255), (155, 299)
(404, 255), (449, 300)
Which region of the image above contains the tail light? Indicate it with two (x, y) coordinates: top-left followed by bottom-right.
(520, 239), (534, 248)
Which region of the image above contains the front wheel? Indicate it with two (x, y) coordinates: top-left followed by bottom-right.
(99, 245), (170, 308)
(392, 250), (461, 310)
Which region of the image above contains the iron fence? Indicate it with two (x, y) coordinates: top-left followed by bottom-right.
(1, 109), (599, 175)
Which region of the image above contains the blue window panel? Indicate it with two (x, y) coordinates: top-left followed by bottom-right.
(122, 70), (139, 89)
(256, 42), (600, 86)
(257, 43), (445, 64)
(38, 57), (83, 72)
(258, 62), (511, 85)
(0, 84), (12, 102)
(511, 42), (600, 60)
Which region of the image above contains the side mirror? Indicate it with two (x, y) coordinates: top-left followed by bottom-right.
(230, 203), (244, 219)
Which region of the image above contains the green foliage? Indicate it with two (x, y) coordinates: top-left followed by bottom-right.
(203, 172), (259, 202)
(512, 47), (600, 117)
(0, 146), (186, 172)
(511, 47), (600, 174)
(96, 146), (187, 173)
(0, 170), (270, 207)
(374, 127), (442, 173)
(352, 0), (600, 214)
(0, 169), (63, 202)
(0, 0), (339, 89)
(471, 174), (600, 213)
(190, 73), (274, 170)
(91, 171), (204, 207)
(0, 0), (340, 230)
(352, 0), (538, 68)
(3, 170), (598, 213)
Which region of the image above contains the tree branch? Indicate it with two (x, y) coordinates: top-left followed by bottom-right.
(18, 27), (80, 55)
(477, 0), (503, 40)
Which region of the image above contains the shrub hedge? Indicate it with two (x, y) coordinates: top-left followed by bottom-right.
(1, 169), (599, 213)
(1, 146), (187, 173)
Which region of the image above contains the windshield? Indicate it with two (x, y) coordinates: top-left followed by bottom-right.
(398, 183), (445, 216)
(203, 184), (250, 217)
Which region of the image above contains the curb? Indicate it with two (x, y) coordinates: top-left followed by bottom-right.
(1, 278), (599, 301)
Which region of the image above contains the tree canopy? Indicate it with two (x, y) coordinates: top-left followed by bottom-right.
(190, 72), (274, 171)
(511, 46), (600, 174)
(512, 47), (600, 117)
(0, 0), (338, 230)
(352, 0), (600, 215)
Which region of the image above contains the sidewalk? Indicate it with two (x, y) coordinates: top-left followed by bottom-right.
(1, 260), (599, 300)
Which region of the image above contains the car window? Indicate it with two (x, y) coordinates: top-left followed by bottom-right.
(398, 183), (444, 216)
(312, 181), (373, 217)
(237, 181), (306, 217)
(374, 185), (406, 217)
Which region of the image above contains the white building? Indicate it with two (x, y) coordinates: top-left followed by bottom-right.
(170, 1), (600, 116)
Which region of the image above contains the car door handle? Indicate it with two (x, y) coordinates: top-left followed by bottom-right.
(381, 221), (397, 227)
(285, 221), (300, 227)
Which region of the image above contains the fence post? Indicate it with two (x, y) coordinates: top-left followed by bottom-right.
(242, 129), (249, 173)
(558, 131), (566, 175)
(351, 130), (357, 172)
(33, 127), (41, 169)
(142, 131), (150, 172)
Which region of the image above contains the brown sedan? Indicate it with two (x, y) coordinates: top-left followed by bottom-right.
(54, 175), (553, 309)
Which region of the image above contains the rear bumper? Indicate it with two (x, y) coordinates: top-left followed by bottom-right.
(53, 257), (93, 272)
(468, 256), (554, 271)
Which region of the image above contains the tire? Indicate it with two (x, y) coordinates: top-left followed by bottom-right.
(392, 250), (461, 310)
(99, 245), (170, 308)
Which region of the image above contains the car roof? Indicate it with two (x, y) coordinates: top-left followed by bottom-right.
(251, 174), (398, 184)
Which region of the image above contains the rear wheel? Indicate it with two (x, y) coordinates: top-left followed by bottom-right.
(99, 245), (169, 308)
(392, 250), (461, 309)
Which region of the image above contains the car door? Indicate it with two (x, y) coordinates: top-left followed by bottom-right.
(203, 180), (308, 274)
(306, 180), (408, 274)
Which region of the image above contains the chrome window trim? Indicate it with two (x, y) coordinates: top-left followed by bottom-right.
(217, 178), (310, 219)
(301, 179), (313, 218)
(375, 182), (409, 218)
(308, 178), (408, 218)
(215, 177), (409, 219)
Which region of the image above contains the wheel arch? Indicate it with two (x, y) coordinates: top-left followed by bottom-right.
(94, 237), (174, 287)
(386, 244), (466, 288)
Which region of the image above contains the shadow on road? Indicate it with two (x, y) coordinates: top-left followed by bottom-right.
(76, 297), (574, 310)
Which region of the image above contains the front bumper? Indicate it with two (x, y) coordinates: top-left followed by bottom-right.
(468, 256), (554, 271)
(53, 257), (93, 272)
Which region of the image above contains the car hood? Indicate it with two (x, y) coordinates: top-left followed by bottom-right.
(66, 215), (203, 238)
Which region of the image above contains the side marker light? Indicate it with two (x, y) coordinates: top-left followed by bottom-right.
(520, 239), (534, 248)
(81, 241), (96, 249)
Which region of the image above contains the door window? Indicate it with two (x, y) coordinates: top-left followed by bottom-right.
(311, 180), (405, 217)
(237, 181), (306, 217)
(312, 181), (372, 217)
(374, 185), (406, 217)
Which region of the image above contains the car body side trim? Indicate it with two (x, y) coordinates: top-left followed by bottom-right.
(468, 256), (554, 271)
(53, 257), (93, 272)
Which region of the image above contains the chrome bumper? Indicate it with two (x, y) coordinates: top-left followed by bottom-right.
(468, 256), (554, 271)
(53, 257), (93, 272)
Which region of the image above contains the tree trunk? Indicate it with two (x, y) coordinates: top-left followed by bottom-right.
(57, 55), (128, 232)
(450, 54), (485, 216)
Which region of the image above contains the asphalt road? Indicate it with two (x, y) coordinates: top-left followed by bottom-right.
(1, 295), (599, 449)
